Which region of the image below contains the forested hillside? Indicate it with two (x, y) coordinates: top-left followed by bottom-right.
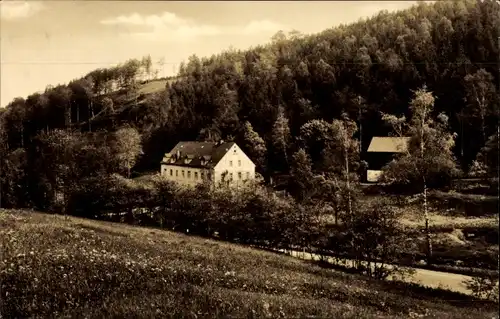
(0, 0), (499, 207)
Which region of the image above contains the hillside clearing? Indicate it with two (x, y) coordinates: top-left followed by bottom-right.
(0, 209), (497, 318)
(138, 79), (169, 95)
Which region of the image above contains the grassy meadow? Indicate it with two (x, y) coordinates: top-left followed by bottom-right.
(0, 209), (498, 318)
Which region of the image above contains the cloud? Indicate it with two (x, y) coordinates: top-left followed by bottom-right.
(100, 11), (287, 42)
(0, 1), (44, 21)
(101, 11), (187, 27)
(241, 20), (288, 35)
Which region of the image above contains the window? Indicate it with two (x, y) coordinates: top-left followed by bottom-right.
(238, 172), (242, 180)
(233, 148), (237, 154)
(229, 160), (233, 167)
(238, 160), (241, 167)
(207, 173), (211, 180)
(176, 170), (178, 177)
(170, 169), (173, 176)
(246, 172), (250, 179)
(182, 170), (185, 177)
(187, 171), (191, 179)
(229, 173), (233, 181)
(194, 172), (198, 179)
(201, 172), (204, 179)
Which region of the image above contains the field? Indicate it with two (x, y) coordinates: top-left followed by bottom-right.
(330, 191), (499, 272)
(138, 79), (170, 95)
(1, 209), (497, 318)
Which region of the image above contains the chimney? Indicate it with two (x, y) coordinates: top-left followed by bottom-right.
(219, 139), (224, 146)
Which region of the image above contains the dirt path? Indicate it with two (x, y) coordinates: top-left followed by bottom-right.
(280, 249), (474, 295)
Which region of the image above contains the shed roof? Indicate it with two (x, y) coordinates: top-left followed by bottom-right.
(367, 137), (410, 153)
(161, 141), (236, 168)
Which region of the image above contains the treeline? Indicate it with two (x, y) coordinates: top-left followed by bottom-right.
(1, 0), (499, 179)
(0, 55), (158, 147)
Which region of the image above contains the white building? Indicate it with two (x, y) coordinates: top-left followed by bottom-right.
(160, 141), (256, 187)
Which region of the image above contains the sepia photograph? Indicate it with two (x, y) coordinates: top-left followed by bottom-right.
(0, 0), (499, 317)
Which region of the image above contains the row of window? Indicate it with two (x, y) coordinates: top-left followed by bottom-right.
(168, 168), (211, 180)
(224, 171), (250, 181)
(229, 160), (242, 167)
(163, 168), (251, 181)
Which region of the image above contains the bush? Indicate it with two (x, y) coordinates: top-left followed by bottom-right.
(68, 177), (316, 252)
(463, 273), (499, 302)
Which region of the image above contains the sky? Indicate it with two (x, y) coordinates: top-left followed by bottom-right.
(1, 0), (421, 107)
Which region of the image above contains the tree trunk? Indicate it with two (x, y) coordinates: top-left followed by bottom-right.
(423, 176), (432, 265)
(460, 116), (464, 158)
(358, 105), (363, 154)
(20, 126), (24, 148)
(282, 141), (289, 168)
(88, 100), (93, 132)
(345, 141), (352, 219)
(481, 111), (486, 144)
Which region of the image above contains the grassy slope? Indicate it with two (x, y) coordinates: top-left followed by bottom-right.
(0, 210), (497, 318)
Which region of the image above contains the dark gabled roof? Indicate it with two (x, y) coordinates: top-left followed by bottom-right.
(161, 141), (236, 168)
(367, 137), (410, 153)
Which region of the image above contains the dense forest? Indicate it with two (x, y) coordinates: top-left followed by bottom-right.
(0, 0), (499, 209)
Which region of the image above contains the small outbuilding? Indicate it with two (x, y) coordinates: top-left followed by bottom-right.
(366, 136), (410, 182)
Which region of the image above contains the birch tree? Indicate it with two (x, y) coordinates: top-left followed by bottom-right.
(463, 69), (497, 144)
(381, 86), (460, 265)
(322, 114), (361, 220)
(110, 127), (142, 178)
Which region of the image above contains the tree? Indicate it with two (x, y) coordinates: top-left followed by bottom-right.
(463, 69), (497, 144)
(110, 127), (142, 178)
(30, 130), (84, 212)
(270, 106), (291, 172)
(289, 149), (320, 203)
(101, 97), (114, 115)
(4, 98), (27, 149)
(240, 121), (267, 173)
(297, 119), (336, 169)
(354, 95), (367, 153)
(347, 198), (414, 279)
(471, 129), (499, 178)
(321, 114), (361, 222)
(211, 84), (240, 139)
(381, 86), (460, 265)
(69, 78), (94, 130)
(141, 55), (153, 81)
(0, 148), (29, 208)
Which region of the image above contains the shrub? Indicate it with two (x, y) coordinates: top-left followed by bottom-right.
(463, 273), (499, 302)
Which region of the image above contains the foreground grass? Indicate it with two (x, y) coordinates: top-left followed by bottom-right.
(0, 210), (497, 318)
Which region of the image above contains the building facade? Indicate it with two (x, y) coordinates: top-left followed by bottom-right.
(160, 141), (256, 187)
(366, 136), (410, 182)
